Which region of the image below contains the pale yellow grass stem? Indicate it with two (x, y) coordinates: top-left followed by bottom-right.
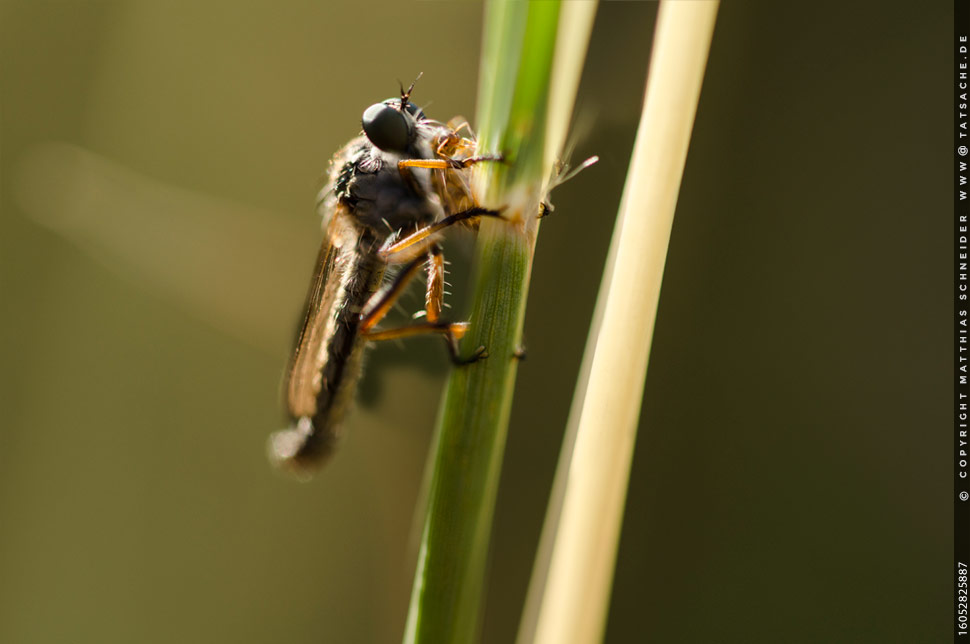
(523, 3), (720, 643)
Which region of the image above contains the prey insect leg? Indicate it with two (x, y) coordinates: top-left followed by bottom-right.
(359, 245), (486, 365)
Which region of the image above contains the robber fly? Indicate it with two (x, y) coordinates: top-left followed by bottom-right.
(268, 79), (499, 474)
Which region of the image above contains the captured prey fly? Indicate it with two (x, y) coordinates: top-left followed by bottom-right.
(268, 79), (500, 474)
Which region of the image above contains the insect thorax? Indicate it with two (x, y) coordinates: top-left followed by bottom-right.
(326, 135), (443, 237)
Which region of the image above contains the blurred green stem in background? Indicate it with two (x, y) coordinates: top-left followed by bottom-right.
(402, 1), (595, 643)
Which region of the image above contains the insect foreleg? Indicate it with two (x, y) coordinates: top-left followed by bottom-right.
(395, 153), (503, 200)
(398, 154), (503, 171)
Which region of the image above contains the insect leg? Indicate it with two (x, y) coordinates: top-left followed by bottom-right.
(359, 255), (426, 333)
(424, 243), (486, 364)
(425, 243), (445, 323)
(360, 245), (486, 365)
(380, 207), (501, 260)
(395, 153), (503, 201)
(363, 320), (466, 341)
(398, 154), (504, 171)
(364, 321), (486, 366)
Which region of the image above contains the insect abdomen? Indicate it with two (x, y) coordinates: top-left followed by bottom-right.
(270, 231), (385, 473)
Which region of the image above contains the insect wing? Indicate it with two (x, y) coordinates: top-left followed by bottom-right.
(284, 219), (343, 420)
(270, 205), (359, 472)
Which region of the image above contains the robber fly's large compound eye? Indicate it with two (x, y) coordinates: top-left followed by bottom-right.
(400, 100), (425, 121)
(362, 102), (412, 153)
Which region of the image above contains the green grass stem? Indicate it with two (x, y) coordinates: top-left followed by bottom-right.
(402, 1), (593, 642)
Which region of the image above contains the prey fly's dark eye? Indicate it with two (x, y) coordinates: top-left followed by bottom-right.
(362, 102), (412, 153)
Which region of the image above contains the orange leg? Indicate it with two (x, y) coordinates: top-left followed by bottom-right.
(398, 154), (503, 172)
(359, 255), (425, 334)
(425, 244), (445, 324)
(388, 152), (503, 259)
(395, 152), (501, 200)
(359, 245), (486, 365)
(380, 207), (501, 260)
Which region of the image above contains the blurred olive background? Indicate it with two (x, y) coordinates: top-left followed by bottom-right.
(0, 1), (950, 643)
